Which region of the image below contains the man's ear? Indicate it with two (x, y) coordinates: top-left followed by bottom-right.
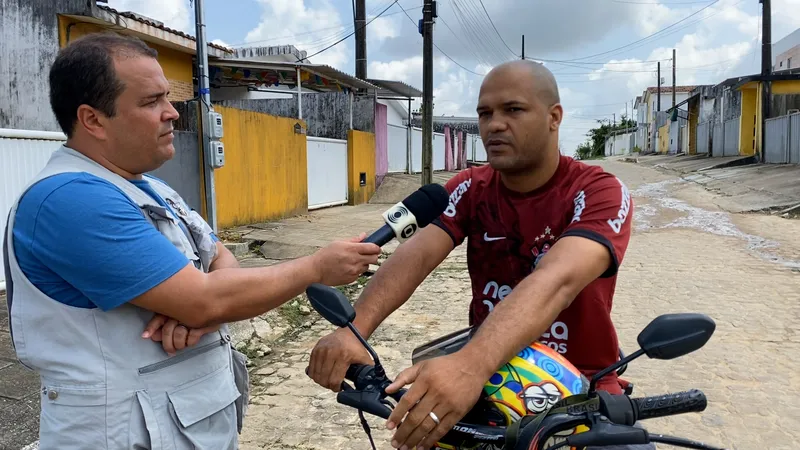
(76, 105), (109, 141)
(549, 103), (563, 131)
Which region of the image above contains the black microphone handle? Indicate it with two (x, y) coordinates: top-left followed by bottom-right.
(363, 225), (396, 247)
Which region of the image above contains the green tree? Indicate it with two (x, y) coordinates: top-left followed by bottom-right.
(572, 114), (637, 160)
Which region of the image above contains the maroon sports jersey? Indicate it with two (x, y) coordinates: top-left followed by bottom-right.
(432, 155), (633, 394)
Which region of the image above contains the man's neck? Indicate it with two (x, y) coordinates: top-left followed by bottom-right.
(65, 137), (141, 181)
(499, 150), (561, 193)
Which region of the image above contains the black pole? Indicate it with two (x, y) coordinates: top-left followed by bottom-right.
(422, 0), (434, 184)
(760, 0), (771, 163)
(657, 62), (661, 112)
(355, 0), (367, 80)
(521, 35), (525, 59)
(672, 48), (676, 108)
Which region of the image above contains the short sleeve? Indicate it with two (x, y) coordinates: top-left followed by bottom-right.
(431, 169), (474, 246)
(559, 175), (633, 278)
(13, 173), (191, 311)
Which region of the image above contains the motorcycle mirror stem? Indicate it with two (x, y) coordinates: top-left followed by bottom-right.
(305, 283), (387, 379)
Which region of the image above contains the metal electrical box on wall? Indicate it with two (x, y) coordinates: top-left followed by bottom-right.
(210, 140), (225, 168)
(209, 111), (224, 139)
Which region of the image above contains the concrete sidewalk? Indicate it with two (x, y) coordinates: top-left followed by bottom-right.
(620, 153), (800, 214)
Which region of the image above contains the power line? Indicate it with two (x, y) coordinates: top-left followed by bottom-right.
(526, 0), (720, 63)
(395, 2), (488, 75)
(297, 0), (400, 62)
(476, 0), (518, 58)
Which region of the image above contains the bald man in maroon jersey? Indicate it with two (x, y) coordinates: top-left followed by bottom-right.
(309, 60), (642, 450)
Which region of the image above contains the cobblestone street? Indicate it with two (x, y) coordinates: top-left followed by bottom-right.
(238, 160), (800, 450)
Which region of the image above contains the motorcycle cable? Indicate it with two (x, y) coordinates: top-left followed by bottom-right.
(359, 409), (377, 450)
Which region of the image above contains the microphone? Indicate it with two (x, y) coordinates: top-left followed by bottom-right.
(364, 184), (450, 247)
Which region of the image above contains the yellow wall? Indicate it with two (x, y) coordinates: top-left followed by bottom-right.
(213, 106), (308, 228)
(772, 80), (800, 95)
(739, 87), (758, 156)
(658, 123), (670, 154)
(57, 17), (194, 100)
(688, 100), (699, 155)
(347, 130), (376, 206)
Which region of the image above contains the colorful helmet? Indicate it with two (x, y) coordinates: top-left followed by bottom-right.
(411, 329), (590, 449)
(481, 342), (589, 425)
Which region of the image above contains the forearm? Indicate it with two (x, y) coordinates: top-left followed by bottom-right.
(199, 255), (319, 326)
(458, 267), (574, 379)
(352, 228), (451, 338)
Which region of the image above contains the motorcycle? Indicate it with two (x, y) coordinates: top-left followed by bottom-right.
(304, 283), (726, 450)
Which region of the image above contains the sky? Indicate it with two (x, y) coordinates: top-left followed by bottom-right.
(105, 0), (800, 155)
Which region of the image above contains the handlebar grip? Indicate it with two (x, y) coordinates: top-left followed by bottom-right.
(633, 389), (707, 420)
(345, 364), (370, 382)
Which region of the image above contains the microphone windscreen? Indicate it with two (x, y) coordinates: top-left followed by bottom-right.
(401, 183), (450, 227)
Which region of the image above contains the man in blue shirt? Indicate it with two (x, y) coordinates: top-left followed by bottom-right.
(4, 32), (380, 448)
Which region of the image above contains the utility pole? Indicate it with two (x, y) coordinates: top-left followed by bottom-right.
(657, 62), (661, 112)
(672, 48), (677, 108)
(193, 0), (217, 231)
(521, 35), (525, 59)
(760, 0), (772, 163)
(355, 0), (367, 80)
(421, 0), (436, 185)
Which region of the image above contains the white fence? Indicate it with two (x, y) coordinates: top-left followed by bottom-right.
(1, 129), (67, 285)
(387, 126), (446, 173)
(306, 137), (349, 209)
(764, 113), (800, 164)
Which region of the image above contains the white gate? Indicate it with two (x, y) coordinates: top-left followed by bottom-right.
(387, 124), (408, 173)
(1, 129), (67, 285)
(307, 137), (348, 210)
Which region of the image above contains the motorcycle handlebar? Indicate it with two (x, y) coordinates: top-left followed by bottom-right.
(598, 389), (708, 426)
(339, 364), (707, 444)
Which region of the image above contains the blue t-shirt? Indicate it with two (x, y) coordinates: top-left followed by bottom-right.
(12, 172), (218, 311)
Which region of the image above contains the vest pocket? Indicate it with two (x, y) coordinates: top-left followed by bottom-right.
(230, 348), (250, 433)
(38, 383), (107, 449)
(166, 365), (241, 449)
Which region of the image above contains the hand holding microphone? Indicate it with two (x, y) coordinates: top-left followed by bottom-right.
(310, 184), (450, 286)
(363, 183), (450, 246)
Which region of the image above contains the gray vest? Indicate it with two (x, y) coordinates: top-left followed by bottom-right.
(3, 146), (250, 449)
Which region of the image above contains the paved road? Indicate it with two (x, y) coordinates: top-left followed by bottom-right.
(239, 160), (800, 450)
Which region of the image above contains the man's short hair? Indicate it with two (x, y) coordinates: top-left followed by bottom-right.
(49, 32), (158, 137)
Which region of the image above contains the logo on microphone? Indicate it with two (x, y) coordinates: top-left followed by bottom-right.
(387, 206), (410, 224)
(383, 202), (419, 243)
(401, 224), (418, 239)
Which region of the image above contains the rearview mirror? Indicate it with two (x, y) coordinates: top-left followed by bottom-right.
(589, 312), (715, 396)
(637, 313), (716, 360)
(305, 283), (355, 327)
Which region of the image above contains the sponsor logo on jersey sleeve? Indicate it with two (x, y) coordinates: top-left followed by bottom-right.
(443, 178), (472, 218)
(607, 177), (631, 234)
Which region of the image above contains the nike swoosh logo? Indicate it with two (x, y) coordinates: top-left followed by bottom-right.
(483, 232), (506, 242)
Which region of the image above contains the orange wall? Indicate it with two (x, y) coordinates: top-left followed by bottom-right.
(347, 130), (376, 205)
(213, 106), (308, 228)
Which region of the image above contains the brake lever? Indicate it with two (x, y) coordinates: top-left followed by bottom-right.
(337, 388), (393, 419)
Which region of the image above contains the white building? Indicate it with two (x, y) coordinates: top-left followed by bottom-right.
(774, 27), (800, 72)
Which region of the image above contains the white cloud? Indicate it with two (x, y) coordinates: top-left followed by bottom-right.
(105, 0), (192, 34)
(210, 38), (231, 49)
(244, 0), (349, 68)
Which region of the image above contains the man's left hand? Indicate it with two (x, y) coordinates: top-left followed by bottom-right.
(384, 352), (487, 450)
(142, 314), (221, 356)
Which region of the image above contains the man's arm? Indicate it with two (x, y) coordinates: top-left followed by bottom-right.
(350, 225), (454, 338)
(457, 236), (613, 379)
(131, 237), (378, 329)
(21, 175), (380, 330)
